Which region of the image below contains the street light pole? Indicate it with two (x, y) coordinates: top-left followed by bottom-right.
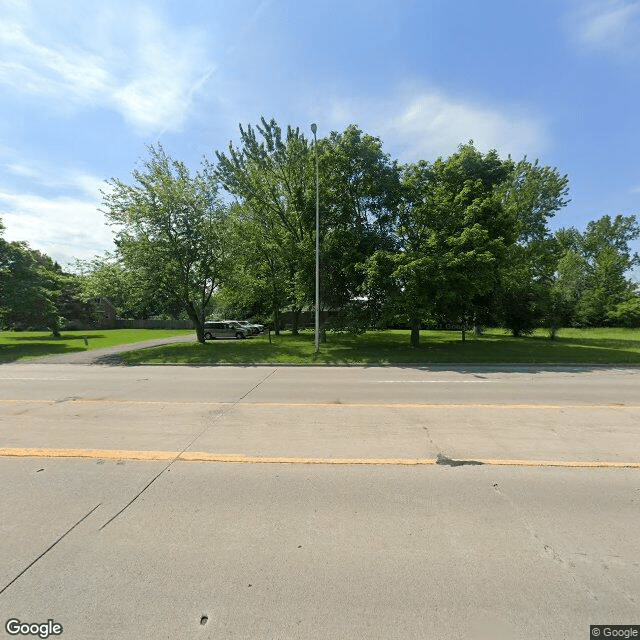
(311, 123), (320, 354)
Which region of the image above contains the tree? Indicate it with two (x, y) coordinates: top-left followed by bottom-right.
(314, 125), (401, 332)
(362, 143), (517, 346)
(553, 214), (640, 327)
(74, 255), (182, 319)
(0, 224), (64, 334)
(212, 204), (290, 330)
(607, 295), (640, 327)
(0, 241), (62, 336)
(495, 158), (570, 336)
(215, 118), (315, 334)
(53, 272), (97, 329)
(101, 145), (230, 343)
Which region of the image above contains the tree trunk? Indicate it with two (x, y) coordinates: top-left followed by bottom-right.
(410, 320), (421, 348)
(273, 307), (280, 336)
(291, 308), (301, 335)
(473, 315), (483, 335)
(186, 304), (205, 344)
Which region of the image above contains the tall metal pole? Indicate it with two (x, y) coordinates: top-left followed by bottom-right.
(311, 123), (320, 354)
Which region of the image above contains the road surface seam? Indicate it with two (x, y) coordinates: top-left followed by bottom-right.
(0, 503), (101, 596)
(98, 368), (279, 530)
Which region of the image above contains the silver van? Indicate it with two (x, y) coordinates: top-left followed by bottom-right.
(203, 321), (247, 340)
(224, 320), (261, 335)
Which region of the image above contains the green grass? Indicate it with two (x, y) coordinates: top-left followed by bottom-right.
(0, 329), (193, 363)
(121, 327), (640, 366)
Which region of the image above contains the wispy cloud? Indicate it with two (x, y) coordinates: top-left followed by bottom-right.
(0, 189), (113, 266)
(5, 159), (105, 198)
(0, 3), (214, 133)
(0, 157), (111, 266)
(568, 1), (640, 57)
(325, 86), (550, 162)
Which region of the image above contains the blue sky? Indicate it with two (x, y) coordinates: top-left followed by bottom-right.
(1, 0), (639, 273)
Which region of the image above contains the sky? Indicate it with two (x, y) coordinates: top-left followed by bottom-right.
(0, 0), (639, 274)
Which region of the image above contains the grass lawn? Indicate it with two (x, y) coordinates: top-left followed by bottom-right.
(0, 329), (193, 363)
(121, 327), (640, 366)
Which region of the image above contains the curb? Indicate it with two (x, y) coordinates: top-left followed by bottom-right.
(119, 361), (640, 369)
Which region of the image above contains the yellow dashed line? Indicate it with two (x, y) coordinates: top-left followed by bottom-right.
(0, 447), (638, 468)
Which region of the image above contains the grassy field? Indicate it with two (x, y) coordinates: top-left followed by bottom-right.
(121, 327), (640, 365)
(0, 329), (193, 363)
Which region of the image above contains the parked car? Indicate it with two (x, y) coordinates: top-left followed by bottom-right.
(203, 321), (247, 340)
(224, 320), (261, 335)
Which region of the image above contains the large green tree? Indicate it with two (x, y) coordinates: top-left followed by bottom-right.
(363, 143), (517, 346)
(101, 145), (230, 343)
(215, 118), (315, 333)
(0, 221), (64, 334)
(314, 125), (400, 331)
(553, 214), (640, 327)
(74, 255), (183, 319)
(494, 158), (570, 336)
(212, 204), (290, 330)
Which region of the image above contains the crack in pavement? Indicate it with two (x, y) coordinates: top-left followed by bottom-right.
(98, 368), (279, 530)
(490, 482), (608, 606)
(0, 503), (101, 596)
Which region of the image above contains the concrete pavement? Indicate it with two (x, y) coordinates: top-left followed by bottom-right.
(1, 363), (639, 639)
(1, 459), (638, 639)
(1, 364), (640, 464)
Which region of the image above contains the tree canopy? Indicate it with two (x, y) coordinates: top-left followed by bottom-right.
(1, 221), (66, 334)
(100, 144), (230, 343)
(4, 118), (639, 347)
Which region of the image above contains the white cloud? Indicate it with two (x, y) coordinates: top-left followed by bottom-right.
(0, 3), (214, 133)
(0, 158), (112, 266)
(0, 189), (114, 267)
(569, 1), (640, 57)
(5, 163), (40, 179)
(4, 159), (106, 199)
(325, 87), (550, 162)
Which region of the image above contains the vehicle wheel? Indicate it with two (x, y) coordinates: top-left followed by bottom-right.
(204, 332), (213, 340)
(236, 332), (244, 339)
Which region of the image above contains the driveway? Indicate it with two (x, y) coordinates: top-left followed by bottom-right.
(21, 333), (198, 365)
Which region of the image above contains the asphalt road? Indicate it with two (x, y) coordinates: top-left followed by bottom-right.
(1, 363), (639, 639)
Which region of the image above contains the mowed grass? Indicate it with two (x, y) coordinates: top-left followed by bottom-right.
(0, 329), (193, 363)
(121, 327), (640, 365)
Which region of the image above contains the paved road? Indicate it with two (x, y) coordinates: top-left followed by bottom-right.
(2, 364), (640, 463)
(1, 364), (639, 639)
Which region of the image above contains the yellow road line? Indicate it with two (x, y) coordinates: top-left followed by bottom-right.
(0, 399), (639, 410)
(1, 447), (639, 468)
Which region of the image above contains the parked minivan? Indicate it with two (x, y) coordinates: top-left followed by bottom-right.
(203, 321), (247, 340)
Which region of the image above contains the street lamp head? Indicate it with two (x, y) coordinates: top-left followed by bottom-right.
(310, 123), (317, 135)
